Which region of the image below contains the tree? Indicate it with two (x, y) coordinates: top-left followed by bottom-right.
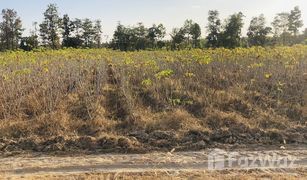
(247, 14), (272, 46)
(82, 18), (95, 47)
(288, 6), (303, 36)
(183, 19), (193, 47)
(61, 14), (81, 48)
(134, 22), (148, 50)
(206, 10), (221, 48)
(20, 21), (39, 51)
(62, 14), (73, 46)
(111, 23), (130, 51)
(93, 20), (103, 48)
(60, 16), (84, 48)
(190, 23), (201, 48)
(111, 22), (166, 51)
(73, 18), (83, 38)
(20, 35), (39, 51)
(183, 20), (201, 48)
(147, 24), (166, 49)
(62, 14), (71, 40)
(31, 22), (39, 37)
(62, 18), (84, 48)
(303, 28), (307, 38)
(0, 9), (23, 51)
(272, 13), (289, 36)
(170, 28), (186, 50)
(272, 12), (291, 45)
(220, 12), (244, 48)
(39, 4), (61, 49)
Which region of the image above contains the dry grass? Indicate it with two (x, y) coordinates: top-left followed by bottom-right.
(0, 47), (306, 153)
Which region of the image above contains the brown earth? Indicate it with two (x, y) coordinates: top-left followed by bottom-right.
(1, 148), (307, 179)
(5, 170), (307, 180)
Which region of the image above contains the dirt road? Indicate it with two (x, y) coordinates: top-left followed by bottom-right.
(1, 146), (307, 179)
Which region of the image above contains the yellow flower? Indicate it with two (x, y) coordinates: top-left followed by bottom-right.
(264, 73), (272, 79)
(43, 67), (49, 73)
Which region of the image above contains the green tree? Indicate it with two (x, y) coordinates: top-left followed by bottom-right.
(272, 12), (291, 45)
(220, 12), (244, 48)
(147, 24), (166, 49)
(170, 28), (186, 50)
(0, 9), (23, 51)
(190, 23), (201, 48)
(82, 18), (95, 47)
(183, 20), (193, 47)
(111, 23), (130, 51)
(20, 35), (39, 51)
(62, 15), (71, 39)
(39, 4), (61, 49)
(21, 21), (39, 51)
(183, 20), (201, 48)
(64, 18), (84, 48)
(60, 16), (84, 48)
(93, 20), (103, 48)
(62, 14), (71, 40)
(247, 14), (272, 46)
(134, 22), (148, 50)
(61, 14), (76, 47)
(73, 18), (83, 38)
(288, 6), (303, 36)
(206, 10), (221, 48)
(111, 22), (162, 51)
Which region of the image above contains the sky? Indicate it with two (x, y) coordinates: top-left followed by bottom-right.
(0, 0), (306, 41)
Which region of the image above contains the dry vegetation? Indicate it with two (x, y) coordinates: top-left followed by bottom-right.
(0, 46), (306, 153)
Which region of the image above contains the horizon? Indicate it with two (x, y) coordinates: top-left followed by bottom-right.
(1, 0), (307, 41)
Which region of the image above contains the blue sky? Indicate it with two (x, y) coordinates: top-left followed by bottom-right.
(1, 0), (306, 41)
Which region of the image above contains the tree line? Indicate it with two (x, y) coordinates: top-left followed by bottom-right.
(0, 4), (306, 51)
(0, 4), (103, 51)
